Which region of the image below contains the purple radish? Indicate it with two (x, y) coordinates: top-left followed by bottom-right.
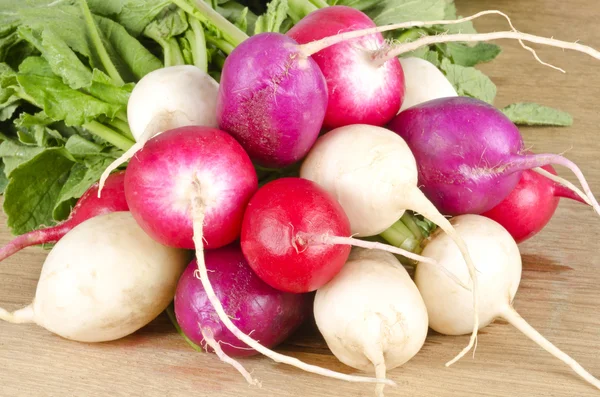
(123, 125), (387, 386)
(388, 96), (600, 216)
(174, 244), (311, 358)
(0, 171), (128, 262)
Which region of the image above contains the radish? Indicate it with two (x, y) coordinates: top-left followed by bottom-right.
(388, 96), (600, 216)
(124, 126), (257, 250)
(174, 244), (311, 360)
(286, 6), (404, 129)
(0, 171), (128, 262)
(414, 214), (600, 389)
(98, 66), (219, 194)
(398, 57), (457, 113)
(315, 248), (429, 397)
(300, 123), (480, 364)
(481, 164), (586, 243)
(240, 177), (437, 294)
(123, 125), (387, 385)
(0, 212), (189, 342)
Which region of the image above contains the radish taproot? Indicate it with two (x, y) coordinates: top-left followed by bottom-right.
(300, 123), (480, 365)
(414, 214), (600, 389)
(286, 6), (404, 129)
(398, 57), (457, 113)
(174, 244), (311, 359)
(315, 248), (429, 397)
(240, 177), (437, 294)
(481, 164), (586, 243)
(98, 65), (219, 194)
(0, 212), (189, 342)
(388, 96), (600, 216)
(123, 125), (389, 385)
(0, 171), (128, 262)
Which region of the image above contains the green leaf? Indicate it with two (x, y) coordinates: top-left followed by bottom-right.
(366, 0), (447, 26)
(0, 140), (46, 176)
(64, 134), (104, 156)
(254, 0), (289, 34)
(439, 42), (501, 67)
(501, 103), (574, 127)
(88, 69), (133, 106)
(3, 148), (75, 235)
(87, 0), (171, 37)
(441, 58), (496, 104)
(218, 1), (257, 34)
(0, 162), (8, 194)
(53, 155), (114, 221)
(16, 72), (123, 126)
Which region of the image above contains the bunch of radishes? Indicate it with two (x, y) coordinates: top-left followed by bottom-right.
(2, 5), (600, 396)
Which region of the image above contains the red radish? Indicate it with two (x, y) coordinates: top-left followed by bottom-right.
(124, 126), (388, 385)
(174, 244), (311, 358)
(388, 97), (600, 216)
(482, 164), (586, 243)
(0, 171), (128, 262)
(286, 6), (404, 129)
(241, 177), (439, 293)
(124, 126), (258, 249)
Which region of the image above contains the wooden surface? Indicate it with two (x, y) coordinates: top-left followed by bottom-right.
(2, 1), (600, 396)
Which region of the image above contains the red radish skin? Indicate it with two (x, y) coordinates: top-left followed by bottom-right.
(241, 178), (352, 293)
(240, 177), (437, 293)
(482, 165), (586, 243)
(174, 244), (311, 357)
(0, 171), (128, 262)
(287, 6), (404, 129)
(124, 126), (258, 249)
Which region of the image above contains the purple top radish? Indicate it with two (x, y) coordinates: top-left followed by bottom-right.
(0, 171), (128, 262)
(217, 33), (328, 168)
(388, 96), (600, 216)
(124, 126), (258, 249)
(174, 244), (311, 357)
(287, 6), (404, 129)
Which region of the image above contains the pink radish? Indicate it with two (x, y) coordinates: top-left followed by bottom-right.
(286, 6), (404, 129)
(123, 126), (390, 386)
(0, 171), (128, 262)
(241, 177), (436, 294)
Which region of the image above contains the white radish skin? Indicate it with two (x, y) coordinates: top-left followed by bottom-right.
(0, 212), (189, 343)
(98, 65), (219, 195)
(300, 124), (481, 365)
(398, 57), (457, 113)
(415, 214), (600, 389)
(315, 248), (428, 396)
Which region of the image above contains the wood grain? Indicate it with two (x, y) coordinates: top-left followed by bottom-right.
(2, 0), (600, 396)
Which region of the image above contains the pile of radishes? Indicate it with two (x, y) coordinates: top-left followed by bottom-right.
(3, 5), (600, 396)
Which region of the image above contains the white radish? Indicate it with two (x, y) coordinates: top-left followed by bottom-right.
(414, 214), (600, 389)
(398, 57), (457, 113)
(0, 212), (189, 342)
(315, 248), (428, 397)
(300, 124), (481, 363)
(97, 65), (219, 195)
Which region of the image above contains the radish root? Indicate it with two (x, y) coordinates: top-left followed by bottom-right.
(301, 233), (470, 291)
(0, 304), (34, 324)
(501, 306), (600, 389)
(533, 167), (593, 206)
(405, 188), (480, 366)
(190, 175), (396, 386)
(201, 328), (261, 387)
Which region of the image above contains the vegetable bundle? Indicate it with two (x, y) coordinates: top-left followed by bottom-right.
(1, 0), (599, 396)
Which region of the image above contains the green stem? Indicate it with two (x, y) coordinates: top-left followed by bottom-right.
(380, 219), (420, 253)
(171, 0), (248, 47)
(165, 305), (204, 352)
(116, 110), (128, 123)
(82, 121), (134, 151)
(108, 118), (134, 141)
(166, 37), (186, 67)
(287, 0), (318, 22)
(308, 0), (329, 8)
(206, 35), (234, 55)
(187, 17), (208, 72)
(77, 0), (125, 85)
